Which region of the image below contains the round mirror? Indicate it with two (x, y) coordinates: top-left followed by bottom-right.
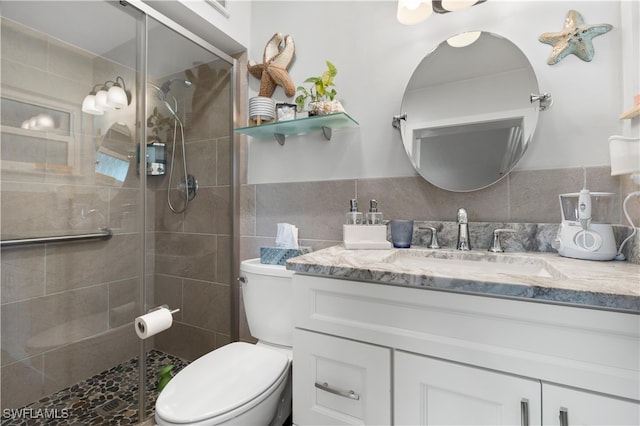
(95, 122), (133, 186)
(399, 31), (540, 192)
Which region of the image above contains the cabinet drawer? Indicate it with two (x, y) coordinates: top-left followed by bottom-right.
(293, 329), (391, 425)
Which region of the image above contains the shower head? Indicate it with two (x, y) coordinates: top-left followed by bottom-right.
(159, 79), (192, 96)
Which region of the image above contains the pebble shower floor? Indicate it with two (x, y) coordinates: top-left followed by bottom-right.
(1, 350), (189, 426)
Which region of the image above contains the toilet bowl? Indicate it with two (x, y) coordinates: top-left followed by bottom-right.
(155, 259), (295, 426)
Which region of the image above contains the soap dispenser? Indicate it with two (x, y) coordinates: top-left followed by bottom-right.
(366, 199), (384, 225)
(346, 198), (363, 225)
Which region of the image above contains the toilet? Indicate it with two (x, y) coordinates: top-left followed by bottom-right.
(154, 259), (295, 426)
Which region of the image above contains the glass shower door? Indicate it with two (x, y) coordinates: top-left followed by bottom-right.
(1, 1), (146, 424)
(1, 2), (234, 423)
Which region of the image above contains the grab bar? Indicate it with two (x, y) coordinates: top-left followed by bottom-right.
(0, 228), (113, 248)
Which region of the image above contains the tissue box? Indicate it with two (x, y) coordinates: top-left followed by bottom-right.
(260, 247), (312, 265)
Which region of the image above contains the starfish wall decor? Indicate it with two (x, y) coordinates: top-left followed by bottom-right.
(539, 10), (612, 65)
(248, 33), (296, 97)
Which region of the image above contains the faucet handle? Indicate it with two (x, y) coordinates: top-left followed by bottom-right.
(488, 229), (517, 253)
(420, 226), (440, 249)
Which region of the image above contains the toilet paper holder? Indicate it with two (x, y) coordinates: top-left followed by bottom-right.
(149, 304), (180, 315)
(135, 305), (181, 339)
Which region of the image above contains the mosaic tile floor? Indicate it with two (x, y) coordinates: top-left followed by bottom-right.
(2, 350), (188, 426)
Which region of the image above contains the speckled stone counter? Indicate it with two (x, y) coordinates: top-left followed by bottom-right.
(286, 245), (640, 313)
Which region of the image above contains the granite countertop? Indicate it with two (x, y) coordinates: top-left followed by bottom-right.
(286, 245), (640, 313)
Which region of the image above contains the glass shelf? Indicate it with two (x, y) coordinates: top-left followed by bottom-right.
(234, 112), (359, 145)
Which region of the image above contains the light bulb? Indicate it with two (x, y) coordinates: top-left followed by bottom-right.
(447, 31), (482, 47)
(107, 85), (128, 109)
(402, 0), (423, 10)
(94, 89), (113, 111)
(82, 94), (104, 115)
(397, 0), (432, 25)
(35, 113), (55, 130)
(441, 0), (476, 11)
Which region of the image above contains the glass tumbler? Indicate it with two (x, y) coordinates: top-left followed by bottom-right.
(390, 220), (414, 248)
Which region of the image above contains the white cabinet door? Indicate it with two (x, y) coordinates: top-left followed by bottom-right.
(395, 351), (542, 426)
(293, 329), (391, 425)
(542, 383), (640, 426)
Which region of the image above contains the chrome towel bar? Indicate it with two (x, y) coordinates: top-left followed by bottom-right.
(0, 228), (113, 248)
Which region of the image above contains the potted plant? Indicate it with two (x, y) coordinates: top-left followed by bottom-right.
(295, 60), (344, 116)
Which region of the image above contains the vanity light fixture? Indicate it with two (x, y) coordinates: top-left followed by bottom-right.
(397, 1), (433, 25)
(441, 0), (477, 11)
(82, 76), (131, 115)
(446, 31), (482, 47)
(398, 0), (485, 25)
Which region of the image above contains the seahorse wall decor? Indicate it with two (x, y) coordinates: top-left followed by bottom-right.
(247, 33), (296, 98)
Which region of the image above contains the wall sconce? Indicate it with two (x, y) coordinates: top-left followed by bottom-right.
(82, 76), (131, 115)
(398, 0), (485, 25)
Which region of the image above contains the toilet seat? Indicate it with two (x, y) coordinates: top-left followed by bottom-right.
(155, 342), (289, 425)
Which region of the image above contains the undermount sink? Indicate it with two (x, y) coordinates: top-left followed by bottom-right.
(386, 250), (562, 278)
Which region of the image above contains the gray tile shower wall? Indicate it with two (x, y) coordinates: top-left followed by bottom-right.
(151, 62), (234, 362)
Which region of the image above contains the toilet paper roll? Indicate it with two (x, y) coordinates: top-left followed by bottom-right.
(135, 308), (173, 339)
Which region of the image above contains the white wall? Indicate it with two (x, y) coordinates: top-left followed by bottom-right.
(142, 0), (251, 55)
(246, 1), (637, 184)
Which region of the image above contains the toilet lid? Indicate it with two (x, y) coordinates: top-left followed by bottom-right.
(155, 342), (289, 424)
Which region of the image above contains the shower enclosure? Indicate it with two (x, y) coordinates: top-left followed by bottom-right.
(0, 1), (235, 423)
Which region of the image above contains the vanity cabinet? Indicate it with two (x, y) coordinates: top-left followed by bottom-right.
(292, 274), (639, 426)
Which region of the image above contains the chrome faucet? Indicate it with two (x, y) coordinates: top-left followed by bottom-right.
(456, 208), (471, 250)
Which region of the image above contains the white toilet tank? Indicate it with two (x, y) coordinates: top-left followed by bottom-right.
(239, 259), (295, 347)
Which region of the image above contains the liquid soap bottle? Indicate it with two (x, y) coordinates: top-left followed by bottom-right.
(366, 199), (384, 225)
(346, 198), (363, 225)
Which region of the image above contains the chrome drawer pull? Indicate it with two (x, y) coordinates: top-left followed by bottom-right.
(521, 398), (529, 426)
(559, 407), (569, 426)
(315, 381), (361, 400)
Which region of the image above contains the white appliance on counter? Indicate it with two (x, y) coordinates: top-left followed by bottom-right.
(554, 189), (617, 261)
